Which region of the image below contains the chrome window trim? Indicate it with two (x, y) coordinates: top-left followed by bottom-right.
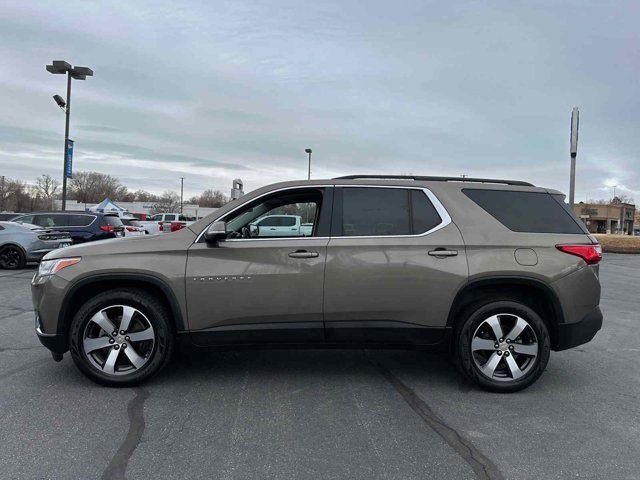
(195, 184), (452, 243)
(195, 185), (333, 243)
(333, 185), (451, 239)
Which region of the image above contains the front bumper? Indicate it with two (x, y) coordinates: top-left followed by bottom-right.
(36, 325), (67, 354)
(554, 306), (603, 351)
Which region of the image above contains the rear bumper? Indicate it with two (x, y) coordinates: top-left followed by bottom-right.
(554, 306), (603, 351)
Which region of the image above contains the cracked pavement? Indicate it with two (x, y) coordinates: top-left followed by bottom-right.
(0, 255), (639, 479)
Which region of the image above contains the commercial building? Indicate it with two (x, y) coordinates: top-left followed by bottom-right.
(573, 200), (636, 235)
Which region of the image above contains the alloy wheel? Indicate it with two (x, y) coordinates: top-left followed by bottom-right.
(0, 247), (22, 269)
(471, 313), (539, 382)
(82, 305), (155, 376)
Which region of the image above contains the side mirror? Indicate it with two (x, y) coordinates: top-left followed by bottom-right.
(204, 221), (227, 243)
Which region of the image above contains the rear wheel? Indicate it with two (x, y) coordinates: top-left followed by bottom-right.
(0, 245), (26, 270)
(69, 289), (174, 387)
(456, 300), (550, 392)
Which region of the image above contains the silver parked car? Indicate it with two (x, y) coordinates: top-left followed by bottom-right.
(0, 221), (72, 269)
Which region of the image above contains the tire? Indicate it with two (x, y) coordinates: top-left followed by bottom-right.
(69, 289), (174, 387)
(456, 300), (551, 393)
(0, 245), (26, 270)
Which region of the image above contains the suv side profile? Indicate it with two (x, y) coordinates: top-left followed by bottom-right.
(13, 212), (124, 243)
(31, 176), (603, 392)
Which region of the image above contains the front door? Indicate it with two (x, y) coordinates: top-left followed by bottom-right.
(323, 186), (467, 345)
(186, 187), (332, 345)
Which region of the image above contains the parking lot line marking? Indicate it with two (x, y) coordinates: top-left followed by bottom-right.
(371, 358), (504, 480)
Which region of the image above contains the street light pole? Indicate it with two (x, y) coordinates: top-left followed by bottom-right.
(62, 71), (72, 211)
(305, 148), (312, 180)
(46, 60), (93, 211)
(180, 177), (184, 214)
(569, 107), (579, 207)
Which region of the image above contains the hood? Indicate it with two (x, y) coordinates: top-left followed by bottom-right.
(43, 227), (197, 261)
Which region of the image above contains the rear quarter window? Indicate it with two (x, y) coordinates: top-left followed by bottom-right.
(463, 189), (586, 234)
(102, 216), (123, 226)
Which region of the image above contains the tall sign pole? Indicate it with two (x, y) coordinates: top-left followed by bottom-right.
(569, 107), (579, 207)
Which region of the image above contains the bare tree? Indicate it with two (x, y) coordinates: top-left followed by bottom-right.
(35, 174), (60, 209)
(190, 189), (228, 207)
(69, 171), (129, 204)
(152, 191), (180, 213)
(3, 180), (31, 212)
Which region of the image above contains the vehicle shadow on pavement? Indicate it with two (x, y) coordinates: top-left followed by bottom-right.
(152, 347), (472, 391)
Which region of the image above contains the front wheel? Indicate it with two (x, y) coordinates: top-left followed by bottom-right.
(456, 300), (551, 392)
(69, 289), (174, 387)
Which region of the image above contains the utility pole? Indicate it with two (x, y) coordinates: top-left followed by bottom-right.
(46, 61), (93, 211)
(305, 148), (312, 180)
(180, 177), (184, 215)
(0, 175), (4, 211)
(569, 107), (579, 207)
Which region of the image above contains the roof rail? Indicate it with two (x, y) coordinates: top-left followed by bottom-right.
(332, 175), (534, 187)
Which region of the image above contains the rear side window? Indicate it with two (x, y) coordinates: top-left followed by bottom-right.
(338, 187), (442, 236)
(102, 216), (123, 227)
(280, 216), (296, 226)
(463, 189), (585, 234)
(164, 214), (176, 221)
(68, 214), (94, 227)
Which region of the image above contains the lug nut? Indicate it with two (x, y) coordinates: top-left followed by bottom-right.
(497, 351), (502, 356)
(499, 338), (504, 343)
(504, 351), (510, 357)
(109, 338), (115, 344)
(112, 330), (118, 336)
(509, 345), (514, 351)
(114, 344), (120, 350)
(125, 336), (130, 341)
(494, 343), (499, 349)
(506, 339), (511, 344)
(120, 330), (126, 335)
(122, 343), (127, 349)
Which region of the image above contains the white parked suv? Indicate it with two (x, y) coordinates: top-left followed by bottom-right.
(249, 214), (313, 237)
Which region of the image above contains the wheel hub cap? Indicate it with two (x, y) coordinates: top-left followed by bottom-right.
(82, 305), (155, 376)
(471, 313), (539, 382)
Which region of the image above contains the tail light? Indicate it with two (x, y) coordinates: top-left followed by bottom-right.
(556, 244), (602, 265)
(159, 222), (164, 232)
(100, 225), (115, 232)
(126, 227), (138, 232)
(171, 221), (185, 232)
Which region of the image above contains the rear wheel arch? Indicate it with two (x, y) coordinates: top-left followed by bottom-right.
(447, 276), (563, 347)
(59, 274), (185, 338)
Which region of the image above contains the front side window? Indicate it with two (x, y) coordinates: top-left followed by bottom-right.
(337, 187), (442, 237)
(223, 189), (323, 239)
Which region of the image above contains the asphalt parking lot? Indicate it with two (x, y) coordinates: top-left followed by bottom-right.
(1, 254), (639, 480)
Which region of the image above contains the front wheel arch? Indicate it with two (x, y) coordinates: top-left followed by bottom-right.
(59, 274), (185, 340)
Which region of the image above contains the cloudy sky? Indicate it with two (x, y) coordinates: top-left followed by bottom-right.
(1, 1), (638, 200)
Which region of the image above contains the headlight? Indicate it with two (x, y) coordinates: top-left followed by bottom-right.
(36, 257), (81, 280)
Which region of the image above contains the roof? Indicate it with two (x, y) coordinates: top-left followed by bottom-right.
(90, 198), (127, 213)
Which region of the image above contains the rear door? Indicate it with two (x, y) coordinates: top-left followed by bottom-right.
(323, 186), (468, 345)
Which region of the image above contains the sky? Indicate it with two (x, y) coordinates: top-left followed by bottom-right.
(1, 0), (638, 201)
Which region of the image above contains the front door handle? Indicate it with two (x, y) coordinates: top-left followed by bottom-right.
(289, 250), (319, 259)
(428, 249), (458, 257)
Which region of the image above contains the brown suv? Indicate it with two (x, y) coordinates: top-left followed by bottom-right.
(32, 176), (603, 391)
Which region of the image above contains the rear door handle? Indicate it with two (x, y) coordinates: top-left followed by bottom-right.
(289, 250), (319, 258)
(428, 249), (458, 257)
